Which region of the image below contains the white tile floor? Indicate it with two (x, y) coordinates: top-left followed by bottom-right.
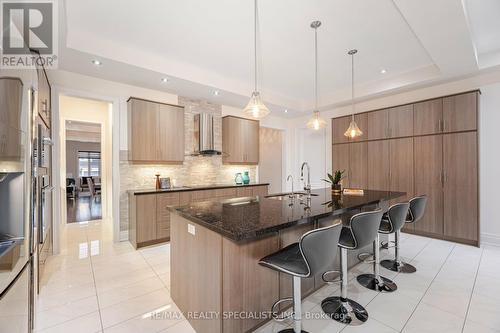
(35, 219), (500, 333)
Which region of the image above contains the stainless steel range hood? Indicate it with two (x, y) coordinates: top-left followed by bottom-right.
(192, 113), (222, 155)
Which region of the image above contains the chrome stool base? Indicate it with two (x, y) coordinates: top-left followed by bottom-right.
(380, 259), (417, 273)
(356, 274), (397, 292)
(278, 330), (309, 333)
(321, 296), (368, 326)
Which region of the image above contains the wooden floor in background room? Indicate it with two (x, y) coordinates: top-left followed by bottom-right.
(67, 195), (102, 223)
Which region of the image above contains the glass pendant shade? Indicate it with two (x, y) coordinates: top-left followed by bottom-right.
(344, 117), (363, 138)
(243, 91), (270, 119)
(306, 111), (327, 130)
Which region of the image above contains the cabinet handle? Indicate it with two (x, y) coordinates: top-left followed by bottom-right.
(438, 119), (443, 132)
(440, 171), (444, 186)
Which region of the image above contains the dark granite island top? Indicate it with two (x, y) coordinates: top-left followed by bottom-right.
(169, 188), (405, 242)
(170, 188), (406, 333)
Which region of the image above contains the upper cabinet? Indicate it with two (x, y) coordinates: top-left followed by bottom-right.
(127, 97), (185, 163)
(332, 116), (351, 144)
(222, 116), (259, 164)
(332, 113), (367, 143)
(37, 67), (51, 128)
(367, 105), (413, 140)
(443, 91), (478, 132)
(0, 78), (23, 129)
(414, 98), (443, 136)
(413, 92), (478, 135)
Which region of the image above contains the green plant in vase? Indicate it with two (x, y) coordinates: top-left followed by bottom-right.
(322, 170), (345, 194)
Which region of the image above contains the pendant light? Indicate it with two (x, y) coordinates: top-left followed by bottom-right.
(344, 49), (363, 138)
(243, 0), (270, 119)
(306, 21), (327, 130)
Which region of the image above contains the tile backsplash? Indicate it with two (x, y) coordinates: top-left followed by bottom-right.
(119, 96), (257, 233)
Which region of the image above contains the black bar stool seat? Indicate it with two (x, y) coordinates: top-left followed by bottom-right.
(259, 223), (342, 333)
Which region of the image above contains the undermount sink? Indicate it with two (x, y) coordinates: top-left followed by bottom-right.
(266, 192), (319, 201)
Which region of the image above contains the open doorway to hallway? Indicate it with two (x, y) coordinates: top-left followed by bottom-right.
(65, 120), (102, 223)
(57, 95), (113, 228)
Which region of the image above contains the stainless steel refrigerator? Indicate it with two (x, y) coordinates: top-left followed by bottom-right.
(0, 54), (50, 332)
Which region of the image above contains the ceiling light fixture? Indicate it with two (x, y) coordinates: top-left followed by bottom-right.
(91, 59), (102, 66)
(161, 77), (169, 83)
(284, 109), (288, 113)
(243, 0), (270, 119)
(213, 90), (220, 96)
(344, 49), (363, 139)
(306, 21), (327, 131)
(380, 69), (387, 74)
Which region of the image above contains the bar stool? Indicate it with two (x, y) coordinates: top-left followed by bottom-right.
(259, 223), (342, 333)
(321, 209), (384, 326)
(380, 195), (427, 273)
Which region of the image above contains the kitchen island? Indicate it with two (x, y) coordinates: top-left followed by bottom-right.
(169, 188), (405, 333)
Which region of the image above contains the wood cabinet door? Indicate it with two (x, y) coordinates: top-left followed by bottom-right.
(443, 132), (478, 242)
(136, 194), (157, 243)
(222, 117), (245, 163)
(414, 135), (444, 235)
(244, 119), (260, 164)
(414, 99), (443, 136)
(367, 109), (389, 140)
(443, 92), (477, 132)
(157, 104), (185, 162)
(389, 138), (414, 202)
(129, 99), (158, 161)
(367, 140), (390, 191)
(389, 105), (413, 138)
(156, 193), (180, 239)
(349, 142), (368, 189)
(0, 78), (23, 130)
(332, 116), (351, 144)
(332, 144), (350, 187)
(351, 113), (368, 142)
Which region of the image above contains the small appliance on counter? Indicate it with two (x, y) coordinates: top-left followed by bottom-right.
(160, 177), (171, 189)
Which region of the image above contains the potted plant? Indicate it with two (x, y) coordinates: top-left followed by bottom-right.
(322, 170), (345, 194)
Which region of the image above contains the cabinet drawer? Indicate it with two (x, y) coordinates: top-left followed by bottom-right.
(156, 193), (180, 223)
(215, 188), (237, 198)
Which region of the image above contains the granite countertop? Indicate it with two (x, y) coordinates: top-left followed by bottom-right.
(169, 188), (406, 242)
(129, 183), (270, 195)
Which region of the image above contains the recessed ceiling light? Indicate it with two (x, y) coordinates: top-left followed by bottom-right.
(213, 90), (220, 96)
(284, 109), (288, 113)
(91, 59), (102, 66)
(380, 69), (387, 74)
(161, 77), (169, 83)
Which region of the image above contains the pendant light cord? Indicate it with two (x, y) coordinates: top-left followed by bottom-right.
(254, 0), (258, 92)
(351, 51), (355, 121)
(314, 26), (318, 111)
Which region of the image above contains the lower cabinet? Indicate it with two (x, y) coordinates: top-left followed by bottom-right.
(129, 185), (269, 248)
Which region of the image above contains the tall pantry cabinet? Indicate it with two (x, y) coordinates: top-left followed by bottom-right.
(331, 91), (479, 246)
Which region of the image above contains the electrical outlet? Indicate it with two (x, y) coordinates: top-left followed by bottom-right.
(188, 224), (196, 236)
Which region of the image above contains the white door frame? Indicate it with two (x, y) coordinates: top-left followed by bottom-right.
(51, 85), (121, 254)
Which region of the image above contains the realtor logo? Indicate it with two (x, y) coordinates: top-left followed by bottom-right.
(1, 0), (58, 68)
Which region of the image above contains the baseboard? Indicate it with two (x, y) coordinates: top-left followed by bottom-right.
(119, 230), (129, 242)
(480, 232), (500, 247)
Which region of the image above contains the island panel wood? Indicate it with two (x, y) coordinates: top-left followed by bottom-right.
(222, 236), (279, 333)
(171, 214), (222, 333)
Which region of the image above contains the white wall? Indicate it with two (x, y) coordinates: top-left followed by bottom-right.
(479, 82), (500, 246)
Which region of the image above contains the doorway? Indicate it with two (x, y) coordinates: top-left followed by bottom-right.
(65, 120), (102, 223)
(58, 96), (112, 226)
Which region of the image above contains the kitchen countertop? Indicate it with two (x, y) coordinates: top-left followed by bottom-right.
(169, 188), (405, 242)
(129, 182), (270, 195)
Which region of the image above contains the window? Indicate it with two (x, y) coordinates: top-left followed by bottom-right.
(78, 151), (101, 177)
